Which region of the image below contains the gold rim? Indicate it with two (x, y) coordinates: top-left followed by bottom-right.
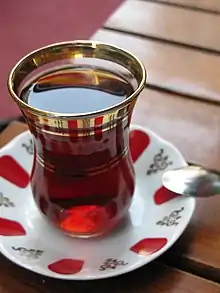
(8, 40), (146, 119)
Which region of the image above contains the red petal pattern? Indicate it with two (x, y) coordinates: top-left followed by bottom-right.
(0, 217), (26, 236)
(130, 238), (167, 255)
(48, 258), (84, 275)
(154, 186), (179, 205)
(0, 155), (29, 188)
(129, 130), (150, 163)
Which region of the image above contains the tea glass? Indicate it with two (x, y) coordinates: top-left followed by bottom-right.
(8, 41), (146, 238)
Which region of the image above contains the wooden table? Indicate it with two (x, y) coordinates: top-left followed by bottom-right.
(1, 0), (220, 292)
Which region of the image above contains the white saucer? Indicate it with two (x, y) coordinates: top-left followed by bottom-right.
(0, 125), (195, 280)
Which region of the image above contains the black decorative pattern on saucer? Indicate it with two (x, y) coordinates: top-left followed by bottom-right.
(147, 148), (172, 175)
(100, 258), (128, 271)
(12, 247), (43, 259)
(21, 139), (34, 155)
(0, 192), (14, 207)
(156, 207), (184, 227)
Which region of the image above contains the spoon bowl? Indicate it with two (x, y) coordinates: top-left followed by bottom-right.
(162, 165), (220, 198)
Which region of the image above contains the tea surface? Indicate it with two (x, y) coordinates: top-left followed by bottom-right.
(22, 67), (133, 113)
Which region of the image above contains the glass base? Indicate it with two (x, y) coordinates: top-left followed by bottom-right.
(39, 209), (125, 238)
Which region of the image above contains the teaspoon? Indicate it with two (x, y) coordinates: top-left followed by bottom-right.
(162, 165), (220, 198)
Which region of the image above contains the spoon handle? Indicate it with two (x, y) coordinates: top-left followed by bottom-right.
(212, 181), (220, 196)
(189, 164), (220, 197)
(189, 163), (220, 176)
